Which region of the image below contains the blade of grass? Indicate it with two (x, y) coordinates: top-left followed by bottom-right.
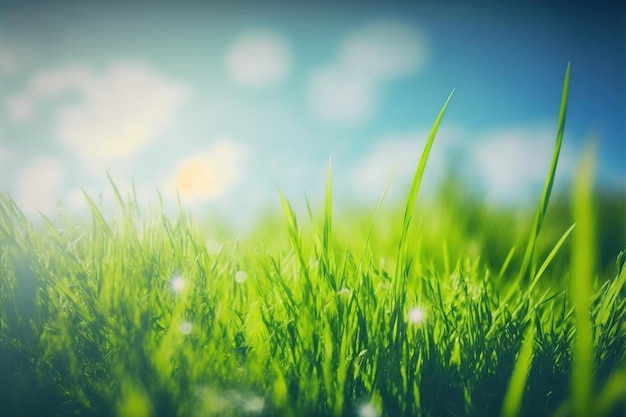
(498, 246), (516, 279)
(356, 168), (396, 275)
(597, 255), (626, 325)
(278, 191), (310, 283)
(593, 369), (626, 417)
(323, 157), (332, 267)
(82, 189), (112, 236)
(507, 223), (577, 320)
(502, 321), (535, 417)
(570, 140), (596, 417)
(106, 171), (125, 209)
(528, 223), (575, 294)
(517, 63), (570, 283)
(395, 89), (454, 280)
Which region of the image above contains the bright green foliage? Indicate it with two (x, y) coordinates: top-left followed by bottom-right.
(1, 66), (625, 417)
(570, 142), (596, 417)
(517, 63), (570, 285)
(502, 322), (535, 417)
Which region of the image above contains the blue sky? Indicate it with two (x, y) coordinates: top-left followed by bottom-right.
(1, 1), (624, 228)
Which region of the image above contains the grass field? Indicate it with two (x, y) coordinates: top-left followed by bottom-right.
(1, 65), (625, 417)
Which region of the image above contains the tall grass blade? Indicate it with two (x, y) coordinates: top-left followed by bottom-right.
(529, 223), (575, 293)
(106, 171), (125, 209)
(82, 189), (111, 236)
(518, 63), (570, 282)
(570, 141), (596, 417)
(396, 89), (454, 278)
(508, 223), (576, 319)
(323, 157), (333, 267)
(498, 246), (516, 279)
(594, 369), (626, 417)
(279, 191), (309, 280)
(356, 170), (395, 274)
(502, 321), (535, 417)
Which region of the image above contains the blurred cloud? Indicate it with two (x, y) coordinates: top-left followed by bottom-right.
(165, 139), (250, 203)
(0, 143), (14, 176)
(309, 67), (376, 126)
(6, 92), (34, 122)
(7, 64), (92, 122)
(309, 20), (428, 126)
(349, 125), (577, 204)
(6, 62), (189, 165)
(0, 5), (620, 227)
(469, 126), (576, 201)
(0, 41), (36, 77)
(225, 31), (291, 87)
(13, 156), (64, 217)
(348, 126), (457, 201)
(350, 134), (435, 199)
(340, 21), (427, 80)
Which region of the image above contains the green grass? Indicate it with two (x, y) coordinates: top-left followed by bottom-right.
(1, 65), (625, 417)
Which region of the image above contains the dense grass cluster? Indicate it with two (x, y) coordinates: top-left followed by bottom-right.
(1, 65), (625, 417)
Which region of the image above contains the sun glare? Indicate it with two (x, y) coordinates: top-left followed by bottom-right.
(176, 160), (219, 198)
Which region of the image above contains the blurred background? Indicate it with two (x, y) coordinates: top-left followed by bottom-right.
(0, 1), (624, 233)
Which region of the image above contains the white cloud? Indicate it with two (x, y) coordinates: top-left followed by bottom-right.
(350, 136), (424, 198)
(349, 128), (454, 201)
(13, 156), (64, 217)
(0, 143), (15, 182)
(226, 31), (290, 87)
(309, 20), (428, 126)
(469, 126), (576, 201)
(59, 63), (188, 162)
(348, 124), (577, 204)
(0, 41), (36, 77)
(6, 63), (92, 122)
(6, 92), (35, 122)
(64, 187), (92, 215)
(0, 48), (19, 76)
(30, 63), (92, 96)
(5, 62), (189, 165)
(164, 138), (251, 203)
(340, 21), (427, 81)
(309, 67), (375, 125)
